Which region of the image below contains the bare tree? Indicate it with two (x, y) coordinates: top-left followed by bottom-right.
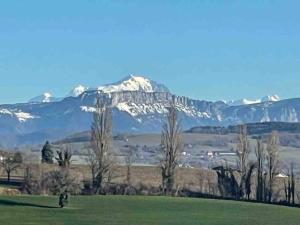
(213, 165), (239, 199)
(22, 153), (36, 194)
(290, 162), (296, 205)
(255, 138), (265, 202)
(0, 152), (22, 182)
(85, 147), (98, 190)
(284, 162), (295, 205)
(235, 125), (252, 199)
(125, 146), (137, 186)
(198, 169), (206, 194)
(90, 97), (113, 194)
(245, 163), (256, 200)
(160, 102), (183, 195)
(56, 146), (72, 169)
(266, 131), (280, 203)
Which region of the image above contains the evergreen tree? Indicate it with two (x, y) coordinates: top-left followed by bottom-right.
(41, 141), (54, 164)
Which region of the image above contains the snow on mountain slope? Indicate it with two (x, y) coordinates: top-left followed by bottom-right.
(14, 112), (38, 122)
(0, 109), (13, 115)
(228, 98), (261, 106)
(227, 95), (280, 106)
(80, 106), (96, 113)
(115, 102), (168, 117)
(97, 75), (169, 93)
(29, 92), (60, 103)
(261, 95), (280, 102)
(0, 108), (38, 122)
(114, 101), (213, 120)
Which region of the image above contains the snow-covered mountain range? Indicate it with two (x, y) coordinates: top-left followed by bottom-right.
(226, 95), (280, 106)
(1, 75), (299, 147)
(28, 75), (170, 103)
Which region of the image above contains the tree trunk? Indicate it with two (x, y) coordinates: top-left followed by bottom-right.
(95, 174), (103, 194)
(7, 170), (11, 183)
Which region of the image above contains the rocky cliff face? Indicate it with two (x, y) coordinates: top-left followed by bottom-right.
(79, 90), (227, 129)
(1, 76), (300, 147)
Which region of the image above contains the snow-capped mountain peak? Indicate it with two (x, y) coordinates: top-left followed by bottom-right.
(68, 85), (88, 97)
(27, 75), (169, 104)
(227, 94), (280, 106)
(261, 94), (280, 102)
(29, 92), (56, 103)
(97, 75), (169, 93)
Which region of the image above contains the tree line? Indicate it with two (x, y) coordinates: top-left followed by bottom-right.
(0, 96), (297, 207)
(35, 98), (183, 203)
(213, 126), (296, 204)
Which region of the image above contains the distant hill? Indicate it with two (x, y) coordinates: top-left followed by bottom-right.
(56, 122), (300, 146)
(186, 122), (300, 135)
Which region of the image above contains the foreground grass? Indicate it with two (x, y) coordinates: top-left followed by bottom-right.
(0, 195), (299, 225)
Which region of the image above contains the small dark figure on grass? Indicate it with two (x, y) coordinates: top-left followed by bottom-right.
(59, 191), (69, 208)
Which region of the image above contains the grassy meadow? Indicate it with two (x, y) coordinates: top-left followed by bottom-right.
(0, 195), (299, 225)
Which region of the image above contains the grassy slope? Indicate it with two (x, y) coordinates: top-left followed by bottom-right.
(0, 195), (299, 225)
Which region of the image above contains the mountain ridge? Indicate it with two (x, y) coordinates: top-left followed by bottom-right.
(226, 94), (280, 106)
(1, 75), (300, 147)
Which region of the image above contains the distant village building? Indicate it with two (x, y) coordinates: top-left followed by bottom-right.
(276, 173), (288, 178)
(207, 151), (214, 158)
(215, 151), (236, 156)
(206, 150), (236, 158)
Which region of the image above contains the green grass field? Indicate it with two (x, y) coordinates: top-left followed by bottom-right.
(0, 195), (299, 225)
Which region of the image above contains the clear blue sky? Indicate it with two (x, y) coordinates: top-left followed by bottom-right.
(1, 0), (300, 104)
